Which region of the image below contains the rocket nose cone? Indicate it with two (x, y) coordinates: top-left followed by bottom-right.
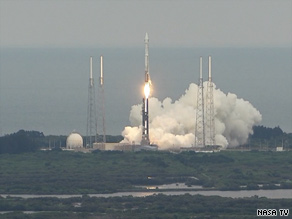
(145, 32), (149, 40)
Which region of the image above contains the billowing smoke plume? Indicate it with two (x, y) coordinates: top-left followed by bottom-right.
(121, 83), (262, 150)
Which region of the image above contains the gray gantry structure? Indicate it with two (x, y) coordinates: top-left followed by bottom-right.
(97, 55), (106, 144)
(86, 56), (97, 148)
(205, 56), (216, 145)
(195, 57), (205, 146)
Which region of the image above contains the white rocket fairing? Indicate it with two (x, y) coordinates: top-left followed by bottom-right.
(145, 32), (150, 82)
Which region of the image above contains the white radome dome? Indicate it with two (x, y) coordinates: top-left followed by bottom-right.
(66, 132), (83, 149)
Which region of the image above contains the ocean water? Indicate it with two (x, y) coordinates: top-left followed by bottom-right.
(0, 47), (291, 136)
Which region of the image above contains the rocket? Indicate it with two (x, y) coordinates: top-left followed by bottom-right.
(141, 33), (150, 145)
(145, 32), (150, 83)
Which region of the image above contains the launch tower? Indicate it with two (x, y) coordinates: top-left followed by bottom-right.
(195, 57), (205, 146)
(205, 56), (216, 145)
(141, 33), (150, 145)
(97, 55), (106, 143)
(86, 56), (98, 148)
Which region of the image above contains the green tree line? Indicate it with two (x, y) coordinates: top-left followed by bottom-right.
(0, 150), (291, 194)
(0, 194), (291, 218)
(0, 130), (123, 154)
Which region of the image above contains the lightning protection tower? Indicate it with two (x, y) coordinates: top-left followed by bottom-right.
(86, 56), (97, 148)
(205, 56), (216, 145)
(195, 57), (205, 146)
(97, 55), (106, 143)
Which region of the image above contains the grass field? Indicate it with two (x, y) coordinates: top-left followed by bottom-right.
(0, 150), (291, 194)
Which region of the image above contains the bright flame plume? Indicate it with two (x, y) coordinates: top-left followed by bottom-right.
(144, 82), (150, 98)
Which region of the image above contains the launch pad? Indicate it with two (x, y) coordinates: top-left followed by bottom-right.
(93, 142), (157, 152)
(180, 145), (221, 153)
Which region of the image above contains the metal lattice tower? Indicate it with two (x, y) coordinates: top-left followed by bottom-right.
(205, 56), (216, 145)
(86, 56), (97, 148)
(97, 55), (106, 143)
(195, 57), (205, 146)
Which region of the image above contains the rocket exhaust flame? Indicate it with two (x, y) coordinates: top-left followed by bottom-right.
(144, 82), (151, 98)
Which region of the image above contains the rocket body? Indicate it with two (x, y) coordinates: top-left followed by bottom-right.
(144, 33), (150, 82)
(141, 33), (150, 145)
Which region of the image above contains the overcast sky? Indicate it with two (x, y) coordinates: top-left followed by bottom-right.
(1, 0), (291, 48)
(0, 1), (291, 136)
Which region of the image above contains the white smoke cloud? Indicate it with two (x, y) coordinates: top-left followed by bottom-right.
(121, 83), (262, 150)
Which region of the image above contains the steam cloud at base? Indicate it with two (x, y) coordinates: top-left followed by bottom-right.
(121, 83), (262, 150)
